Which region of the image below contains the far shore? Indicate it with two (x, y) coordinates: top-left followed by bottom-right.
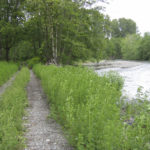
(82, 60), (144, 70)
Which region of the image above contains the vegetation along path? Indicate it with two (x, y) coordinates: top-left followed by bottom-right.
(24, 71), (73, 150)
(0, 72), (17, 95)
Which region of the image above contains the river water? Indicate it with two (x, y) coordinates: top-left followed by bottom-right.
(96, 61), (150, 100)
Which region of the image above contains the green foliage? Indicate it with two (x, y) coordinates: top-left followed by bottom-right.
(104, 71), (124, 90)
(121, 34), (142, 60)
(104, 38), (122, 59)
(0, 67), (30, 150)
(10, 41), (34, 61)
(23, 0), (108, 64)
(0, 61), (18, 86)
(34, 64), (150, 149)
(1, 0), (143, 63)
(27, 57), (41, 69)
(120, 88), (150, 150)
(0, 0), (25, 61)
(1, 0), (150, 63)
(33, 64), (123, 149)
(138, 32), (150, 60)
(111, 18), (137, 38)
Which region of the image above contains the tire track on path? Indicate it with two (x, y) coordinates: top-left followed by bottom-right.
(0, 72), (18, 96)
(24, 71), (73, 150)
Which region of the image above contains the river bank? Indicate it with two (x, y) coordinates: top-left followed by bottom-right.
(93, 60), (150, 100)
(33, 64), (150, 150)
(82, 60), (143, 70)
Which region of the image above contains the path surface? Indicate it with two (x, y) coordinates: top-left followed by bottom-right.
(0, 73), (17, 95)
(24, 71), (73, 150)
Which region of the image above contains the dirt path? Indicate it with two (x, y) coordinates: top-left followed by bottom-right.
(0, 73), (17, 95)
(24, 71), (73, 150)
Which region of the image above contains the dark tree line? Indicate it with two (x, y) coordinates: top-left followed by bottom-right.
(0, 0), (150, 64)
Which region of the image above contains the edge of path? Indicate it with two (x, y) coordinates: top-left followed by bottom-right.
(0, 72), (18, 96)
(24, 70), (73, 150)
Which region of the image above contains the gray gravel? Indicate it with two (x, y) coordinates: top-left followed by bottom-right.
(83, 60), (142, 70)
(24, 71), (73, 150)
(0, 73), (17, 95)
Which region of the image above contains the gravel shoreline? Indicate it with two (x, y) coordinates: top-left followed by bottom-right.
(82, 60), (143, 70)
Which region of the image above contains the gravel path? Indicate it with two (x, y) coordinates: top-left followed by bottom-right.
(24, 71), (73, 150)
(0, 73), (17, 95)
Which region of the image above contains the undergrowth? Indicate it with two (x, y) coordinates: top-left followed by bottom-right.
(0, 61), (18, 86)
(0, 68), (30, 150)
(33, 64), (150, 150)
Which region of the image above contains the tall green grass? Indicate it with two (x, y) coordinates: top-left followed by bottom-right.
(34, 64), (150, 149)
(0, 61), (18, 86)
(33, 64), (125, 149)
(0, 68), (30, 150)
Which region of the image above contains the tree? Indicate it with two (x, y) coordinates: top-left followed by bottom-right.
(111, 19), (121, 38)
(0, 0), (25, 61)
(103, 38), (122, 59)
(0, 0), (111, 63)
(121, 34), (141, 60)
(138, 32), (150, 60)
(111, 18), (137, 38)
(10, 41), (34, 61)
(24, 0), (108, 64)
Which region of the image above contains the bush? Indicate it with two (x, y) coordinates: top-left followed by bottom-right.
(10, 41), (34, 61)
(27, 57), (41, 69)
(104, 71), (124, 90)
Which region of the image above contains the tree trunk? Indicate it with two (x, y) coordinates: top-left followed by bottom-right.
(55, 27), (58, 64)
(6, 47), (9, 61)
(33, 42), (36, 55)
(0, 34), (2, 59)
(38, 40), (41, 49)
(52, 26), (56, 64)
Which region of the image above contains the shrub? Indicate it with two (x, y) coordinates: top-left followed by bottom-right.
(10, 41), (34, 61)
(27, 57), (41, 69)
(104, 71), (124, 90)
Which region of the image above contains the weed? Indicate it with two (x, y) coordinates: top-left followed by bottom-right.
(33, 64), (150, 150)
(0, 68), (30, 150)
(33, 64), (123, 149)
(0, 61), (18, 86)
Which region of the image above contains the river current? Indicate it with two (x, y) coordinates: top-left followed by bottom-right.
(96, 62), (150, 100)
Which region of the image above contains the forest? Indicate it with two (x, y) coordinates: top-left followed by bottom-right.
(1, 0), (150, 65)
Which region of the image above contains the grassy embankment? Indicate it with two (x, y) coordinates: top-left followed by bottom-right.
(0, 68), (30, 150)
(0, 61), (18, 86)
(34, 64), (150, 150)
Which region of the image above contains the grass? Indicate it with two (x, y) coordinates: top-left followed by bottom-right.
(0, 61), (18, 86)
(33, 64), (124, 149)
(0, 67), (30, 150)
(33, 64), (150, 150)
(120, 88), (150, 150)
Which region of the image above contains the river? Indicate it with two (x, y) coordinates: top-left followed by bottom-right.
(95, 60), (150, 100)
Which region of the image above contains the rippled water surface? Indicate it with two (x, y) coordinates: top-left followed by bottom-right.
(96, 62), (150, 99)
